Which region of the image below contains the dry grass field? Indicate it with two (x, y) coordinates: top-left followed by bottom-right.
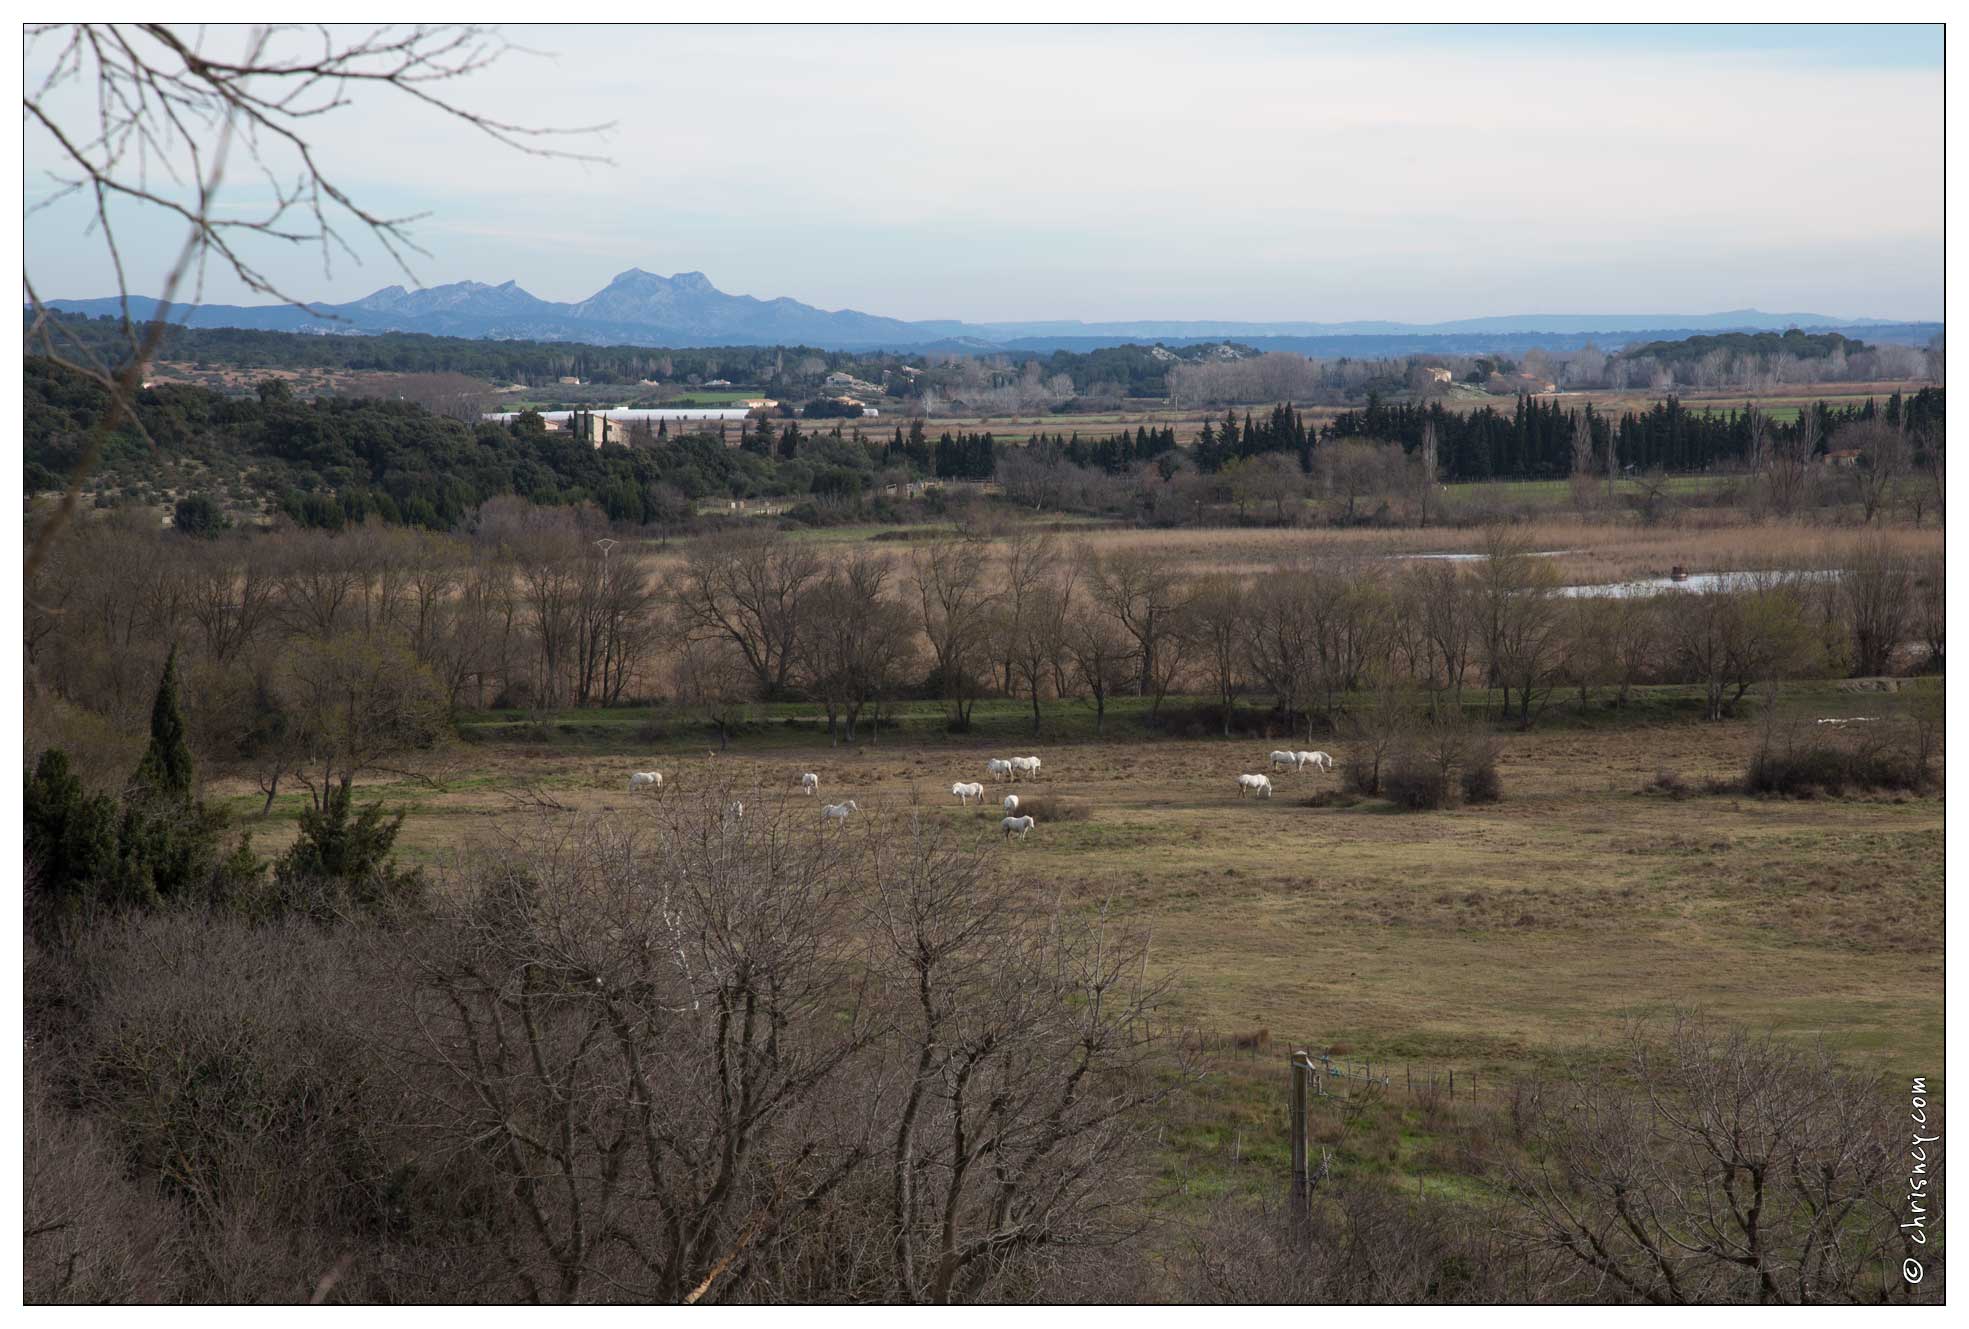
(212, 683), (1944, 1086)
(612, 516), (1943, 588)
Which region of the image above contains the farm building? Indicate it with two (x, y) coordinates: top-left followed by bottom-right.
(481, 407), (755, 447)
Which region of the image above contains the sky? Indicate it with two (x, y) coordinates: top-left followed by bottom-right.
(21, 23), (1946, 324)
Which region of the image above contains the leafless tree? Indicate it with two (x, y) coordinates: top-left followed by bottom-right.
(1840, 420), (1911, 525)
(1667, 574), (1816, 721)
(1841, 538), (1916, 678)
(1473, 530), (1564, 728)
(1914, 555), (1943, 672)
(909, 536), (998, 731)
(407, 802), (1179, 1304)
(1416, 421), (1441, 528)
(1003, 576), (1072, 737)
(1187, 574), (1254, 736)
(1244, 569), (1321, 736)
(1341, 670), (1413, 796)
(797, 551), (914, 742)
(410, 805), (882, 1303)
(1744, 405), (1772, 511)
(1603, 593), (1661, 707)
(1061, 601), (1136, 737)
(180, 536), (282, 668)
(670, 636), (755, 750)
(1316, 440), (1398, 524)
(1406, 562), (1475, 715)
(1568, 412), (1598, 516)
(866, 817), (1177, 1304)
(1085, 548), (1191, 719)
(670, 529), (823, 701)
(1766, 411), (1818, 517)
(1560, 594), (1617, 709)
(23, 23), (607, 582)
(1512, 1015), (1915, 1304)
(1302, 558), (1390, 731)
(280, 634), (447, 804)
(1606, 406), (1620, 500)
(1916, 422), (1944, 526)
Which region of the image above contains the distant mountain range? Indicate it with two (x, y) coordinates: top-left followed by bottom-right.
(40, 269), (1942, 355)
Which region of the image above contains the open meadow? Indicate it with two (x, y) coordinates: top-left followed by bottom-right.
(211, 677), (1944, 1088)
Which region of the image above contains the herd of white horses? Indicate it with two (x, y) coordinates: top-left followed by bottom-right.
(624, 747), (1335, 836)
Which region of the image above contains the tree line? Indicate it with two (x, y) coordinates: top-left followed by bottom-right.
(27, 354), (1947, 539)
(28, 512), (1943, 829)
(1322, 388), (1944, 480)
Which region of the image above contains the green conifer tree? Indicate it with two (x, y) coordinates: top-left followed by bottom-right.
(131, 646), (195, 799)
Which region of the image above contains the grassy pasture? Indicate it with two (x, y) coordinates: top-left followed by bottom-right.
(213, 677), (1944, 1089)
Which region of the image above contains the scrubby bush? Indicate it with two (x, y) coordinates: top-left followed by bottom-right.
(31, 911), (495, 1304)
(1647, 767), (1690, 799)
(24, 1068), (187, 1303)
(1745, 709), (1938, 797)
(1745, 737), (1931, 796)
(1459, 739), (1503, 804)
(1381, 754), (1451, 811)
(171, 492), (229, 537)
(266, 776), (424, 920)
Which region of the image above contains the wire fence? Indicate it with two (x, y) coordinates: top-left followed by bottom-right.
(1128, 1012), (1492, 1105)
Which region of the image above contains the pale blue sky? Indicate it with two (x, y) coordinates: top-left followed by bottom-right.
(23, 23), (1945, 323)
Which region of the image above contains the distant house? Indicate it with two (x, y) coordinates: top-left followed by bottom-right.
(1823, 449), (1863, 468)
(704, 378), (733, 388)
(1424, 367), (1453, 384)
(824, 371), (881, 396)
(557, 375), (582, 385)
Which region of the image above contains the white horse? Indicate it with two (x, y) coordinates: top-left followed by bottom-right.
(1002, 794), (1019, 814)
(800, 772), (819, 795)
(629, 771), (662, 793)
(1237, 773), (1274, 799)
(1295, 751), (1335, 774)
(952, 781), (985, 805)
(1001, 815), (1036, 840)
(822, 800), (859, 822)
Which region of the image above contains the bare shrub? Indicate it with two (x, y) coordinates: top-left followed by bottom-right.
(1172, 1182), (1548, 1303)
(1746, 711), (1936, 796)
(1006, 794), (1090, 823)
(1511, 1014), (1924, 1304)
(24, 1067), (186, 1303)
(40, 910), (489, 1302)
(1381, 753), (1450, 811)
(1458, 738), (1502, 804)
(407, 797), (1175, 1303)
(1647, 768), (1691, 799)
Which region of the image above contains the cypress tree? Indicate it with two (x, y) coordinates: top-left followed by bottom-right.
(132, 647), (195, 799)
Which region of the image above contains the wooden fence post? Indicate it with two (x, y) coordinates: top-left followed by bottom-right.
(1290, 1049), (1312, 1240)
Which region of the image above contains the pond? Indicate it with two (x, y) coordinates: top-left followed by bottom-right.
(1558, 570), (1840, 598)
